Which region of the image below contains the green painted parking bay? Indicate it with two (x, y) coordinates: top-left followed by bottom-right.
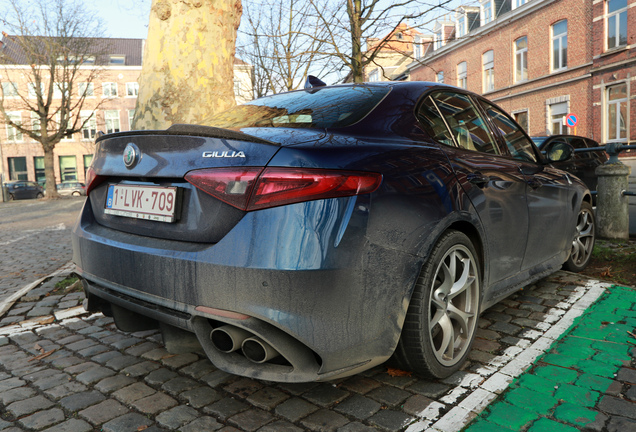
(465, 285), (636, 432)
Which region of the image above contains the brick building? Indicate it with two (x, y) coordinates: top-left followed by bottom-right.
(406, 0), (635, 152)
(0, 37), (253, 185)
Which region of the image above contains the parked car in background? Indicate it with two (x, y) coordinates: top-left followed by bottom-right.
(3, 181), (44, 200)
(56, 181), (87, 196)
(72, 81), (594, 383)
(532, 135), (607, 196)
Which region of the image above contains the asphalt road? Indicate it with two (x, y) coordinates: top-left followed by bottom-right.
(0, 197), (85, 304)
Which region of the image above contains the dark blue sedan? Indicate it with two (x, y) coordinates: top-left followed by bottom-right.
(72, 81), (594, 382)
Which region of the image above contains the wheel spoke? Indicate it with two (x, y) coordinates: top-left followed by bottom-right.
(434, 314), (454, 360)
(449, 257), (475, 300)
(447, 304), (475, 336)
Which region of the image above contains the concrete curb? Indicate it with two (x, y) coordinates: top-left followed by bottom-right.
(0, 261), (75, 318)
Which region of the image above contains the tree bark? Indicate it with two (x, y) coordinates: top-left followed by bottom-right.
(133, 0), (242, 130)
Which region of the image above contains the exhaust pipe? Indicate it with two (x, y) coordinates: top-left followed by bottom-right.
(210, 325), (251, 353)
(242, 337), (280, 363)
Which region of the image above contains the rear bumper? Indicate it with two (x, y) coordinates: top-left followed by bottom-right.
(72, 197), (422, 382)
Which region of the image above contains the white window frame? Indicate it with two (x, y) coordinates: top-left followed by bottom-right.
(513, 0), (527, 9)
(457, 15), (466, 38)
(605, 82), (628, 142)
(514, 37), (528, 83)
(128, 110), (135, 130)
(481, 0), (494, 25)
(483, 50), (494, 93)
(513, 110), (529, 132)
(457, 61), (467, 89)
(549, 101), (568, 135)
(79, 82), (94, 98)
(606, 0), (628, 50)
(368, 69), (380, 82)
(53, 82), (70, 99)
(104, 110), (121, 134)
(434, 30), (443, 50)
(109, 55), (125, 65)
(551, 20), (568, 72)
(80, 111), (97, 141)
(1, 82), (18, 98)
(31, 112), (41, 139)
(102, 82), (118, 98)
(437, 71), (444, 84)
(28, 83), (44, 99)
(126, 82), (139, 97)
(6, 111), (23, 142)
(413, 35), (423, 59)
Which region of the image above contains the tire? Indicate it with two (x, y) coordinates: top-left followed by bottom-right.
(392, 230), (481, 379)
(8, 193), (14, 201)
(36, 192), (44, 199)
(563, 201), (595, 272)
(72, 191), (80, 196)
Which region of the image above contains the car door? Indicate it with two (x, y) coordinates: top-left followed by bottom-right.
(480, 100), (575, 271)
(417, 91), (529, 286)
(13, 182), (26, 199)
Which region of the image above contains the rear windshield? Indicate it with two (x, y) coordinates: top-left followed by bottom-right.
(203, 85), (391, 130)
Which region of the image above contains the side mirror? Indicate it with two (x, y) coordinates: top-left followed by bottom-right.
(543, 141), (574, 163)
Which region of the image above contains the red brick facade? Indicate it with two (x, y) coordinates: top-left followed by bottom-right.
(408, 0), (635, 151)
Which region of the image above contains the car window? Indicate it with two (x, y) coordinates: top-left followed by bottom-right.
(482, 101), (537, 163)
(416, 96), (455, 147)
(420, 92), (502, 155)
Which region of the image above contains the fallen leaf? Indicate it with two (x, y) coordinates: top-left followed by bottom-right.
(386, 367), (412, 377)
(137, 426), (148, 431)
(29, 349), (56, 362)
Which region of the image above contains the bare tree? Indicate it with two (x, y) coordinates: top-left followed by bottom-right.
(309, 0), (454, 83)
(237, 0), (339, 96)
(133, 0), (242, 130)
(0, 0), (107, 198)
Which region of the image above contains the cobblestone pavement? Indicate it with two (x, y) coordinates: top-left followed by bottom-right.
(2, 262), (632, 431)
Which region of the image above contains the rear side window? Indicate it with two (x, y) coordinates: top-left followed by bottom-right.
(205, 86), (391, 129)
(418, 91), (503, 156)
(482, 101), (537, 163)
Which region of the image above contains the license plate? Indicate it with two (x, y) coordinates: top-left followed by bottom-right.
(105, 184), (179, 223)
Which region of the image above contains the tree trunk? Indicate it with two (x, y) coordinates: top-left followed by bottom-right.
(347, 0), (364, 83)
(43, 145), (58, 199)
(133, 0), (243, 130)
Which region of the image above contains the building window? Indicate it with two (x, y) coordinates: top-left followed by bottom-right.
(126, 82), (139, 97)
(457, 15), (466, 38)
(31, 113), (41, 139)
(457, 62), (467, 89)
(1, 82), (18, 98)
(53, 82), (69, 99)
(59, 156), (78, 182)
(79, 82), (94, 97)
(102, 82), (118, 98)
(104, 110), (121, 134)
(368, 69), (380, 82)
(434, 30), (443, 50)
(34, 157), (45, 184)
(549, 101), (568, 135)
(80, 111), (96, 140)
(414, 35), (423, 59)
(481, 0), (493, 25)
(128, 110), (135, 130)
(514, 37), (528, 83)
(28, 83), (43, 99)
(513, 0), (527, 9)
(514, 111), (529, 132)
(483, 50), (494, 92)
(60, 114), (73, 141)
(8, 157), (28, 180)
(83, 155), (93, 177)
(6, 111), (23, 142)
(606, 83), (627, 142)
(437, 71), (444, 83)
(109, 55), (125, 65)
(552, 20), (567, 71)
(607, 0), (627, 50)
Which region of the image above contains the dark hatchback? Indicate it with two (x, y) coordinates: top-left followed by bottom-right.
(4, 180), (44, 200)
(532, 135), (607, 195)
(72, 82), (594, 382)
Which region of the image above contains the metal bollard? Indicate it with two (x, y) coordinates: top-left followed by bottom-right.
(595, 160), (630, 240)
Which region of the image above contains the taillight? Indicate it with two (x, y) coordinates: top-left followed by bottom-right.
(85, 167), (106, 195)
(185, 167), (382, 211)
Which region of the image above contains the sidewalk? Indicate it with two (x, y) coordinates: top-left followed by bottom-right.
(464, 284), (636, 432)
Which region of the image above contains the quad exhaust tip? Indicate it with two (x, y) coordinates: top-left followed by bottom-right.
(210, 325), (281, 363)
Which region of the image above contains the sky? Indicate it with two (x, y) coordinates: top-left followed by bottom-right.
(84, 0), (150, 39)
